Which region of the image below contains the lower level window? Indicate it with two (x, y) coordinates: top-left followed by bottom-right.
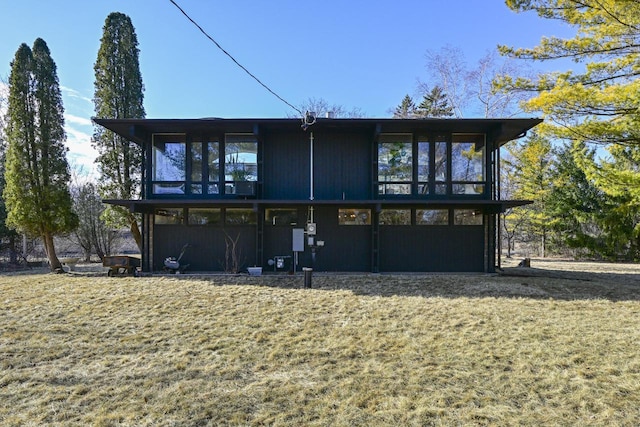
(188, 208), (221, 225)
(379, 209), (411, 225)
(338, 209), (371, 225)
(155, 208), (184, 225)
(416, 209), (449, 225)
(265, 208), (298, 226)
(454, 209), (483, 225)
(225, 208), (257, 225)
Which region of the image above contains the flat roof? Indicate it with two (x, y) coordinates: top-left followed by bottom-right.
(93, 117), (542, 147)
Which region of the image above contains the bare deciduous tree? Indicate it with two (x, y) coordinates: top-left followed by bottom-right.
(420, 45), (532, 118)
(289, 97), (365, 119)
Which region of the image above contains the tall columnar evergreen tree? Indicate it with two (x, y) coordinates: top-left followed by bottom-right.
(4, 39), (78, 271)
(1, 76), (19, 263)
(93, 12), (145, 250)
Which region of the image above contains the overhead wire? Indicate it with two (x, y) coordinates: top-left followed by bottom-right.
(168, 0), (305, 118)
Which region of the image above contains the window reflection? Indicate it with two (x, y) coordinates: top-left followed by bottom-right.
(191, 141), (203, 182)
(435, 140), (447, 186)
(416, 209), (449, 225)
(338, 209), (371, 225)
(225, 208), (257, 225)
(188, 208), (221, 225)
(154, 208), (184, 225)
(225, 135), (257, 182)
(153, 134), (186, 194)
(265, 209), (298, 226)
(452, 134), (485, 194)
(454, 209), (483, 225)
(380, 209), (411, 225)
(208, 141), (220, 188)
(378, 134), (413, 195)
(417, 141), (429, 194)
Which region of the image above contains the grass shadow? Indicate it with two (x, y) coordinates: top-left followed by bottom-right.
(159, 265), (640, 302)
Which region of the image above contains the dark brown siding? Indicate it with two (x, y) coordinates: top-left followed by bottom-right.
(262, 130), (372, 201)
(153, 225), (256, 272)
(311, 207), (371, 271)
(313, 131), (372, 200)
(263, 131), (309, 200)
(379, 226), (484, 272)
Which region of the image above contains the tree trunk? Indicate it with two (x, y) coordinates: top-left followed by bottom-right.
(83, 248), (91, 263)
(42, 232), (62, 271)
(8, 235), (18, 264)
(129, 214), (142, 252)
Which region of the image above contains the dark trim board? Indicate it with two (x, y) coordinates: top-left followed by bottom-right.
(105, 198), (532, 213)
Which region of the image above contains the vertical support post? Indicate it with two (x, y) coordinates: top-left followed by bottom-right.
(496, 140), (502, 270)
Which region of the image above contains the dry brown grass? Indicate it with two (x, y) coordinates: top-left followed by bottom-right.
(1, 261), (640, 426)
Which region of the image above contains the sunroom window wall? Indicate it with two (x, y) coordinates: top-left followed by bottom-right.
(377, 133), (487, 199)
(151, 133), (257, 197)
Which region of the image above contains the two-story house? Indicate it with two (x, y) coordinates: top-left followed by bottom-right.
(94, 116), (541, 273)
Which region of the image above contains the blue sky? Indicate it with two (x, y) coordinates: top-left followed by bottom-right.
(0, 0), (572, 173)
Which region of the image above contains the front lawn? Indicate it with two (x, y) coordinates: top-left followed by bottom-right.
(1, 265), (639, 425)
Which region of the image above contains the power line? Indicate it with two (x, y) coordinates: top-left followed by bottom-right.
(168, 0), (304, 117)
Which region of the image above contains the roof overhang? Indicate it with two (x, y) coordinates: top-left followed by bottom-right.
(93, 117), (542, 148)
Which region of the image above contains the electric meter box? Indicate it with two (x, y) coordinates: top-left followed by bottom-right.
(292, 228), (305, 252)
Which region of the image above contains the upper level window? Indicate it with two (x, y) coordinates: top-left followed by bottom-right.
(378, 134), (412, 195)
(190, 141), (204, 194)
(377, 133), (486, 198)
(452, 134), (485, 195)
(207, 141), (220, 194)
(225, 134), (257, 196)
(417, 140), (430, 195)
(153, 134), (186, 195)
(151, 133), (257, 197)
(434, 139), (448, 195)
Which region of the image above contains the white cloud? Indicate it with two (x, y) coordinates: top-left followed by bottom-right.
(58, 86), (98, 178)
(65, 121), (98, 178)
(66, 113), (93, 127)
(61, 86), (92, 104)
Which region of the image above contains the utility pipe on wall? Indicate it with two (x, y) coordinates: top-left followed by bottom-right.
(309, 131), (314, 201)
